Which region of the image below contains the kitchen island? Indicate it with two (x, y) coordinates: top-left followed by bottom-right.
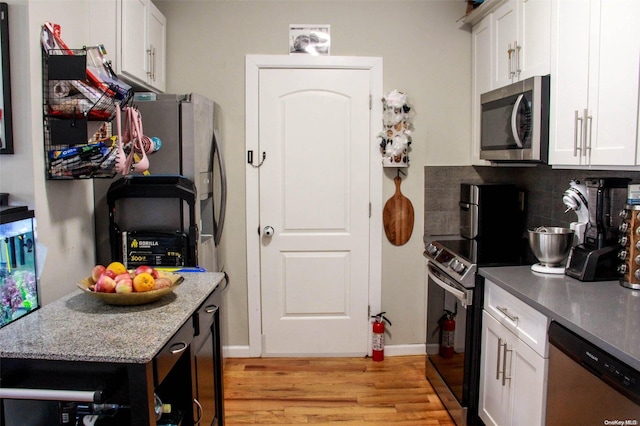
(0, 272), (225, 425)
(479, 266), (640, 371)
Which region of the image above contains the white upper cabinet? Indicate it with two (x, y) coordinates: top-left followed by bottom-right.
(120, 0), (166, 92)
(90, 0), (166, 93)
(519, 0), (552, 80)
(471, 15), (493, 165)
(469, 0), (551, 89)
(146, 1), (166, 92)
(120, 0), (148, 86)
(549, 0), (640, 167)
(468, 0), (550, 164)
(492, 1), (518, 88)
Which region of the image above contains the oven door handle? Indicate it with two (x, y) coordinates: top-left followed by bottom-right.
(427, 267), (470, 307)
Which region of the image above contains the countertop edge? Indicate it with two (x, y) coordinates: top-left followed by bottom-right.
(479, 266), (640, 372)
(0, 272), (225, 364)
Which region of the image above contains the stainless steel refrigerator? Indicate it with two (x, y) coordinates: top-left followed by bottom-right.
(93, 93), (226, 272)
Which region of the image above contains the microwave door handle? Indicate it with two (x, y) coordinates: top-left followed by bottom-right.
(427, 267), (469, 307)
(510, 94), (525, 148)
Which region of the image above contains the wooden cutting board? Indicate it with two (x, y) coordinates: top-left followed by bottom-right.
(383, 176), (414, 246)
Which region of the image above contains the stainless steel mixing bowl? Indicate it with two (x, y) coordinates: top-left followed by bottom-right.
(527, 227), (575, 267)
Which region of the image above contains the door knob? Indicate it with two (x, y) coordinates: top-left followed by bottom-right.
(263, 226), (274, 237)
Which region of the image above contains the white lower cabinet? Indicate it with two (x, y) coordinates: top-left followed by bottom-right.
(479, 280), (549, 426)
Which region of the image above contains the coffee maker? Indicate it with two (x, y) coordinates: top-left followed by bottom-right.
(566, 177), (631, 281)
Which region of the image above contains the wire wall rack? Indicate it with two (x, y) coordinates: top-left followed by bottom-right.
(42, 48), (133, 180)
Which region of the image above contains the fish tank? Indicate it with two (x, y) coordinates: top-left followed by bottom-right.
(0, 206), (39, 328)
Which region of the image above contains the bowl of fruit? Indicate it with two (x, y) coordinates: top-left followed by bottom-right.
(77, 262), (184, 306)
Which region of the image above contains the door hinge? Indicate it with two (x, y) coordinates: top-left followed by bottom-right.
(369, 202), (372, 218)
(369, 94), (372, 110)
(368, 305), (371, 318)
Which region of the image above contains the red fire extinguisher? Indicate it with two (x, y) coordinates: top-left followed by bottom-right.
(371, 312), (392, 362)
(438, 309), (456, 359)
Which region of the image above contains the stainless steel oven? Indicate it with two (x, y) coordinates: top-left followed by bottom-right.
(424, 237), (532, 425)
(425, 239), (482, 426)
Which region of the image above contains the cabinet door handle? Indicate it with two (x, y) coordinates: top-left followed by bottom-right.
(146, 47), (152, 77)
(496, 337), (502, 380)
(496, 306), (518, 324)
(507, 43), (514, 79)
(205, 304), (219, 314)
(584, 108), (593, 158)
(574, 110), (583, 157)
(170, 341), (188, 354)
(151, 45), (156, 81)
(514, 41), (521, 77)
(502, 342), (512, 386)
(193, 398), (203, 424)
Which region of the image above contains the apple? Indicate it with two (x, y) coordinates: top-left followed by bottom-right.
(103, 269), (117, 279)
(91, 265), (106, 282)
(133, 272), (155, 292)
(115, 272), (133, 284)
(115, 280), (133, 293)
(95, 275), (117, 293)
(153, 277), (172, 290)
(135, 265), (159, 279)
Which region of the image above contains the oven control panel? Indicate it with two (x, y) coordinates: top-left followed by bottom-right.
(424, 241), (476, 287)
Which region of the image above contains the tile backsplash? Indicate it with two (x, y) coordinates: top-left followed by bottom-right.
(424, 165), (640, 239)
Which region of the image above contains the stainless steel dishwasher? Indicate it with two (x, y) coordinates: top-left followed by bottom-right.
(546, 321), (640, 425)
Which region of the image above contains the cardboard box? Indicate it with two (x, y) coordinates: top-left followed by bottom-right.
(628, 184), (640, 205)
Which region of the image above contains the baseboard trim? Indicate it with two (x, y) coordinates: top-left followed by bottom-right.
(223, 344), (425, 358)
(383, 343), (426, 357)
(223, 345), (252, 358)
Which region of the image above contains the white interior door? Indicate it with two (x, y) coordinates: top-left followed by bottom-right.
(258, 67), (371, 356)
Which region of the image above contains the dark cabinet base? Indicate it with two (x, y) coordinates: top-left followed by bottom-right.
(1, 284), (225, 426)
(192, 284), (225, 426)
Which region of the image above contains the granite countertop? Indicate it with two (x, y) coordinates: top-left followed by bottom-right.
(479, 266), (640, 371)
(0, 272), (224, 364)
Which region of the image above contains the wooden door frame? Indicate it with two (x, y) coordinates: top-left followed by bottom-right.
(245, 55), (383, 357)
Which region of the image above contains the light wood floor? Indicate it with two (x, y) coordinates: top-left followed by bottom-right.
(223, 355), (456, 425)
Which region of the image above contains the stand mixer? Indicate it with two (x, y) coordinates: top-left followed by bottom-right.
(526, 180), (586, 275)
(562, 179), (589, 244)
(565, 177), (631, 281)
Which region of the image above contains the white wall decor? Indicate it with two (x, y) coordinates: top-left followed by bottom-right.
(289, 25), (330, 55)
(379, 90), (412, 167)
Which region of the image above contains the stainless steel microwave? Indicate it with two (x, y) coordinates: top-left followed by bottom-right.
(480, 75), (550, 162)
